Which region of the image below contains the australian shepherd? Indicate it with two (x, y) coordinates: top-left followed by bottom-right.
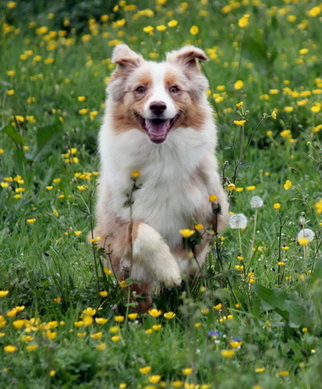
(93, 44), (229, 309)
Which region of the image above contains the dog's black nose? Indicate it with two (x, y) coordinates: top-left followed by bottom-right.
(149, 101), (167, 116)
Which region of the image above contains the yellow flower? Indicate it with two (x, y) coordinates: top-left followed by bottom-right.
(246, 186), (256, 191)
(0, 290), (9, 298)
(83, 307), (96, 316)
(238, 14), (250, 28)
(255, 367), (266, 373)
(230, 341), (243, 348)
(95, 318), (109, 325)
(164, 311), (176, 319)
(7, 2), (17, 9)
(168, 20), (178, 27)
(7, 89), (15, 95)
(149, 375), (161, 384)
(49, 370), (56, 377)
(114, 315), (124, 323)
(298, 237), (310, 246)
(213, 303), (223, 310)
(234, 80), (244, 90)
(152, 324), (162, 331)
(77, 96), (86, 102)
(226, 183), (235, 191)
(26, 344), (38, 351)
(82, 315), (93, 326)
(148, 308), (162, 318)
(277, 262), (286, 266)
(96, 343), (107, 351)
(26, 218), (36, 223)
(190, 25), (199, 35)
(44, 58), (54, 65)
(89, 237), (101, 243)
(143, 26), (154, 34)
(271, 109), (278, 119)
(4, 345), (17, 353)
(21, 335), (33, 342)
(220, 349), (235, 358)
(7, 308), (17, 317)
(182, 368), (193, 375)
(46, 331), (57, 340)
(179, 229), (195, 238)
(131, 171), (140, 178)
(283, 180), (292, 190)
(79, 108), (89, 115)
(233, 120), (246, 126)
(139, 366), (152, 374)
(171, 381), (184, 387)
(128, 313), (138, 320)
(12, 319), (26, 329)
(209, 194), (218, 202)
(90, 332), (103, 339)
(307, 6), (321, 17)
(156, 25), (167, 31)
(103, 267), (112, 275)
(278, 371), (289, 377)
(315, 199), (322, 214)
(194, 224), (204, 230)
(280, 129), (291, 138)
(109, 326), (120, 333)
(273, 203), (281, 210)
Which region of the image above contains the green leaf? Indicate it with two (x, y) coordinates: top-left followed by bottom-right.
(254, 284), (312, 328)
(32, 120), (63, 161)
(0, 124), (24, 147)
(310, 257), (322, 285)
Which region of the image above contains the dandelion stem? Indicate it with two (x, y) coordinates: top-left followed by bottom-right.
(250, 209), (258, 258)
(238, 229), (243, 256)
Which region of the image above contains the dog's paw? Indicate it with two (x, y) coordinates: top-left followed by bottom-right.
(158, 260), (182, 288)
(133, 223), (182, 287)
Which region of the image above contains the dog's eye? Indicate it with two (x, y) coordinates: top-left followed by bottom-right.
(169, 86), (180, 94)
(135, 86), (146, 94)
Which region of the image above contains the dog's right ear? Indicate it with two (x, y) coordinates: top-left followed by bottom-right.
(112, 44), (143, 70)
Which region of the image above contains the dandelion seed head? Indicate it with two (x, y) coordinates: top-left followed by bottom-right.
(229, 213), (248, 229)
(297, 228), (315, 242)
(250, 196), (264, 209)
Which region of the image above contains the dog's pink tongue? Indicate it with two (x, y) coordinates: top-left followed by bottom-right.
(145, 119), (170, 143)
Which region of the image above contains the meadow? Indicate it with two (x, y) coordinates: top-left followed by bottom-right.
(0, 0), (322, 388)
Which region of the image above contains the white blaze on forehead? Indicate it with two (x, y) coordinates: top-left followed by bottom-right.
(143, 62), (177, 119)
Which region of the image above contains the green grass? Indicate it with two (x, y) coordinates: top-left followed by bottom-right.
(1, 0), (322, 388)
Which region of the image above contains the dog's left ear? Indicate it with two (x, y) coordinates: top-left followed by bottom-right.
(167, 46), (208, 71)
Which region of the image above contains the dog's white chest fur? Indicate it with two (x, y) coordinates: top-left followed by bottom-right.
(100, 117), (215, 247)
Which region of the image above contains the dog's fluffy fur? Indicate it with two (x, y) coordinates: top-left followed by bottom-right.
(93, 44), (229, 305)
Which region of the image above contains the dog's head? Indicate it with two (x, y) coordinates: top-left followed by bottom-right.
(108, 44), (210, 144)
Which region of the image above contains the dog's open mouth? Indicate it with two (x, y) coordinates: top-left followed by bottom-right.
(135, 114), (180, 144)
